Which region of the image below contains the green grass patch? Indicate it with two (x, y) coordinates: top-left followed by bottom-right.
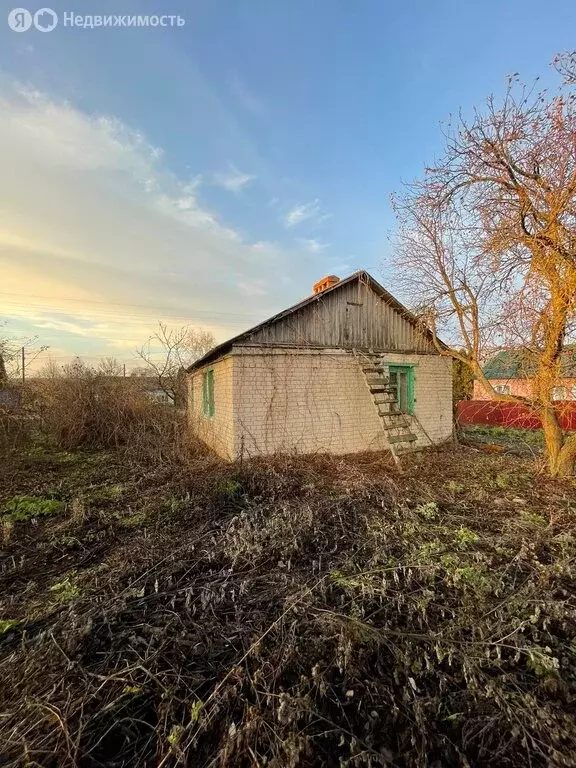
(1, 495), (63, 522)
(49, 577), (80, 604)
(89, 484), (125, 502)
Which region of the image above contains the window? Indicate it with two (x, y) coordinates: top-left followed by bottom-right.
(388, 365), (415, 414)
(202, 369), (215, 417)
(494, 384), (511, 395)
(552, 386), (567, 401)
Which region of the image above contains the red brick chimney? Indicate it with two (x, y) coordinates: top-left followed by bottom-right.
(313, 275), (340, 295)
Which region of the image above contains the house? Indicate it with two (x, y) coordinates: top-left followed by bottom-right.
(473, 349), (576, 401)
(187, 271), (453, 461)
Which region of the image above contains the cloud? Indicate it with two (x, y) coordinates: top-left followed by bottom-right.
(299, 238), (330, 254)
(283, 199), (330, 228)
(228, 72), (267, 117)
(0, 81), (311, 363)
(238, 279), (268, 297)
(213, 164), (255, 192)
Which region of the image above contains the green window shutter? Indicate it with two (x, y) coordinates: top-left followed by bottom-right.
(208, 369), (215, 417)
(202, 372), (208, 416)
(202, 369), (215, 417)
(388, 364), (415, 415)
(407, 368), (415, 415)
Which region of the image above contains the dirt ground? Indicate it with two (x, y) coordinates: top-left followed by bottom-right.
(1, 442), (576, 767)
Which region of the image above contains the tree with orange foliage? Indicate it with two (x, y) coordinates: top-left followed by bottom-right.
(392, 59), (576, 476)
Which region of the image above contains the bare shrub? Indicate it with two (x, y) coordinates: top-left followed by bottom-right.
(0, 408), (31, 457)
(37, 362), (187, 463)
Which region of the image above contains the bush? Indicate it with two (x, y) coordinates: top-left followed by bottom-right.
(37, 367), (186, 463)
(0, 408), (32, 457)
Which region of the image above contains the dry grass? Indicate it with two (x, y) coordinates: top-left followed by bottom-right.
(35, 373), (189, 464)
(0, 442), (575, 767)
(0, 408), (32, 457)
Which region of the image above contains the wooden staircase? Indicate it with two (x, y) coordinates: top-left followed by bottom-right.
(355, 352), (418, 463)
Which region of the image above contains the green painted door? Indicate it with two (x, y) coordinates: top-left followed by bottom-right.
(388, 365), (414, 414)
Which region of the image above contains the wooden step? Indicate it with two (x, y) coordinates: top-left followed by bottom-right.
(373, 392), (395, 402)
(365, 372), (388, 383)
(362, 366), (387, 378)
(369, 382), (394, 393)
(387, 433), (417, 444)
(380, 411), (410, 422)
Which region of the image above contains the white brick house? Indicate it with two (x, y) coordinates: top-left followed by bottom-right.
(187, 271), (453, 461)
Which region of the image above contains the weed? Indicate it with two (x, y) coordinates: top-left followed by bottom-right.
(519, 510), (547, 527)
(454, 526), (480, 547)
(168, 724), (185, 751)
(1, 495), (63, 522)
(417, 540), (444, 560)
(190, 699), (204, 724)
(526, 646), (560, 677)
(70, 494), (87, 524)
(216, 478), (242, 497)
(447, 480), (465, 493)
(414, 501), (439, 520)
(49, 577), (80, 604)
(90, 485), (125, 503)
(116, 511), (148, 528)
(0, 619), (21, 634)
(452, 565), (488, 588)
(1, 520), (14, 542)
(440, 553), (460, 569)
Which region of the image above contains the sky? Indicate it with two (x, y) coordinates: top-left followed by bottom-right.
(1, 0), (575, 372)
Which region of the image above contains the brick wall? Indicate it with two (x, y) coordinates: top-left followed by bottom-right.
(188, 355), (234, 460)
(379, 353), (453, 446)
(232, 348), (388, 458)
(188, 348), (454, 460)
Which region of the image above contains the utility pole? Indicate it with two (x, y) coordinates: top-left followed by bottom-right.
(21, 346), (25, 385)
(123, 362), (126, 377)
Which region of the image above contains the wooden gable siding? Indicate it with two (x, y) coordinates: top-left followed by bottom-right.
(246, 278), (434, 353)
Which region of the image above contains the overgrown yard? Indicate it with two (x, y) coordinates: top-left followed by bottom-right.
(1, 441), (576, 767)
(460, 424), (547, 457)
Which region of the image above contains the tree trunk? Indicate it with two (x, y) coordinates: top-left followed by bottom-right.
(541, 406), (576, 477)
(557, 433), (576, 477)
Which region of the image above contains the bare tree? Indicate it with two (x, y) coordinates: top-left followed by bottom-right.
(97, 357), (124, 377)
(136, 323), (215, 404)
(0, 325), (48, 381)
(38, 359), (63, 380)
(130, 366), (156, 378)
(553, 51), (576, 84)
(392, 66), (576, 476)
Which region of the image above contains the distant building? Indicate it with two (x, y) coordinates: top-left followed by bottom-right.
(187, 271), (453, 461)
(473, 349), (576, 401)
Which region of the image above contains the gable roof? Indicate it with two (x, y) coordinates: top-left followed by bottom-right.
(188, 270), (442, 371)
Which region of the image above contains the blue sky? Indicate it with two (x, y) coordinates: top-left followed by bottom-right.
(1, 0), (575, 370)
